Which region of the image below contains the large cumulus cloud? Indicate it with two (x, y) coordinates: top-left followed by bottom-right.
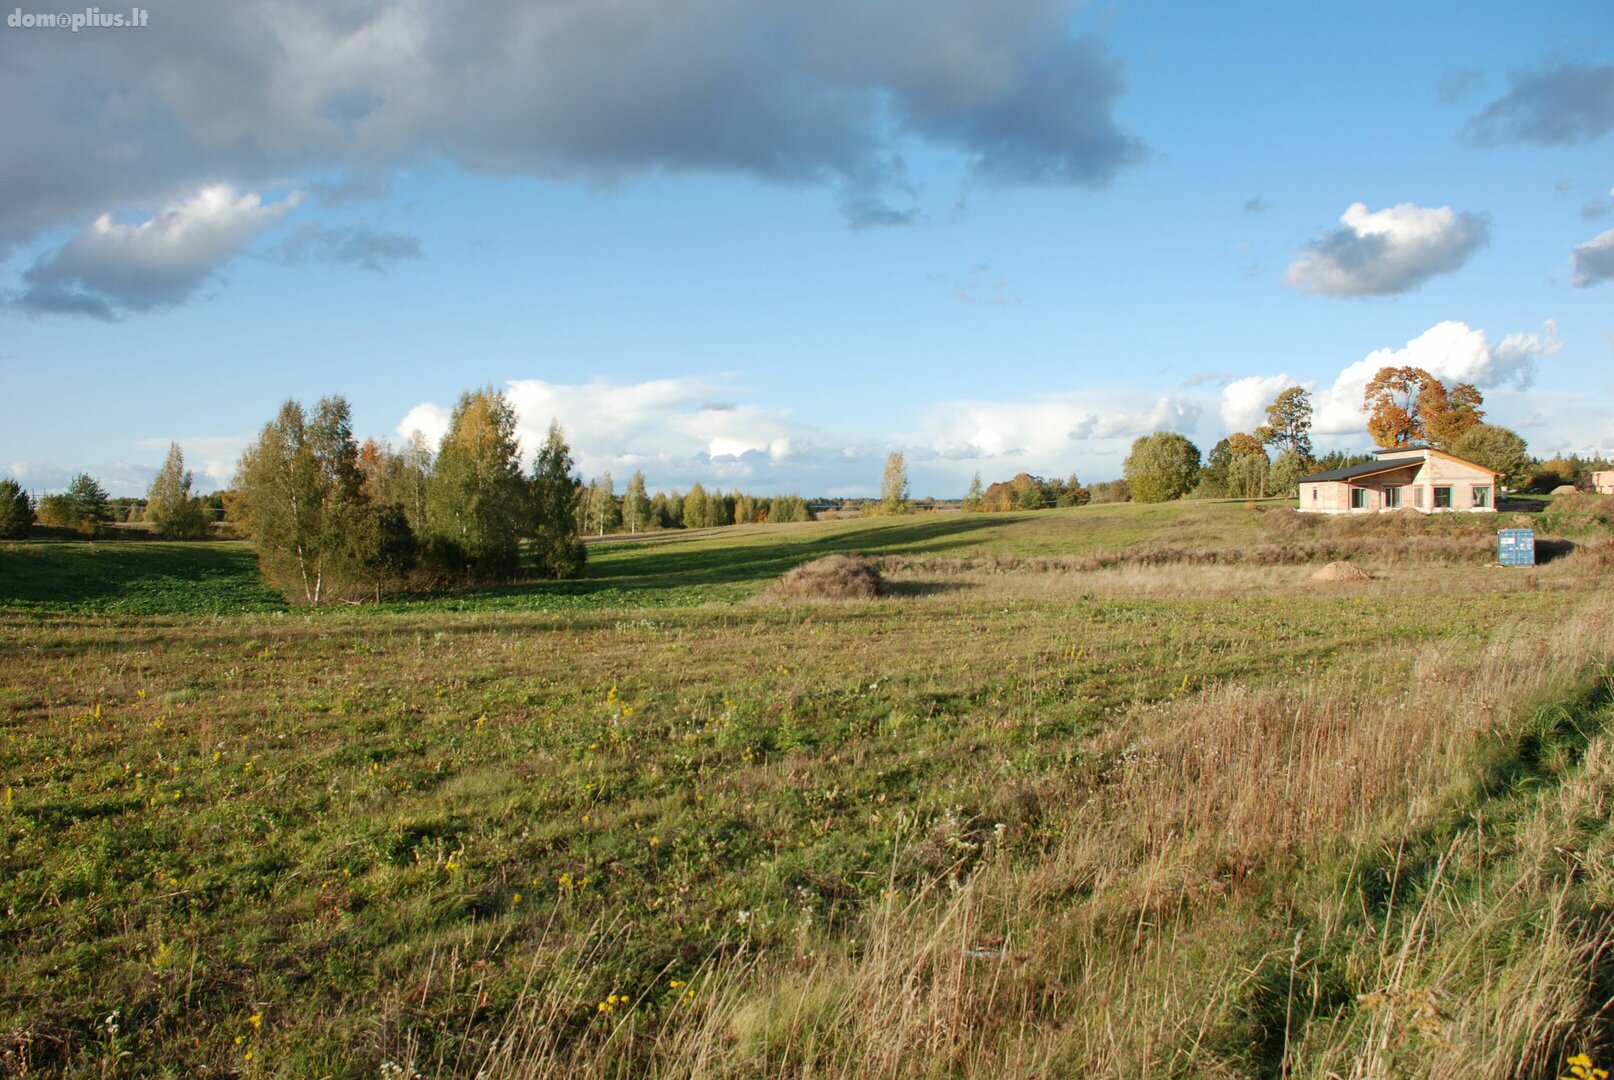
(1283, 202), (1490, 297)
(0, 0), (1146, 253)
(1310, 320), (1562, 436)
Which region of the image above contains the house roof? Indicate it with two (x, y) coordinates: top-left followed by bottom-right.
(1300, 460), (1423, 484)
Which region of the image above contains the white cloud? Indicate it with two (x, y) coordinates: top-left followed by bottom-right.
(1312, 320), (1562, 436)
(396, 402), (452, 449)
(1284, 201), (1490, 297)
(134, 435), (251, 492)
(1219, 373), (1294, 434)
(396, 377), (1218, 494)
(1572, 226), (1614, 287)
(399, 376), (842, 491)
(907, 391), (1202, 480)
(16, 185), (304, 318)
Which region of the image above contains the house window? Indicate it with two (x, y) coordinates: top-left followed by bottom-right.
(1413, 486), (1423, 507)
(1472, 485), (1491, 508)
(1433, 486), (1452, 509)
(1385, 487), (1402, 509)
(1311, 486), (1317, 502)
(1351, 488), (1369, 510)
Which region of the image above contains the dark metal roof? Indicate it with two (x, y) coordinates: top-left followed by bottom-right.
(1299, 459), (1423, 484)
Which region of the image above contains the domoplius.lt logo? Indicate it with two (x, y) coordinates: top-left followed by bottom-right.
(6, 6), (150, 30)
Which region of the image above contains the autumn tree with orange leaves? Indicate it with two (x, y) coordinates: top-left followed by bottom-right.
(1421, 380), (1485, 448)
(1362, 366), (1484, 449)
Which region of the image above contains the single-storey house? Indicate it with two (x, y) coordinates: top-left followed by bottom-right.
(1594, 470), (1614, 495)
(1298, 446), (1498, 514)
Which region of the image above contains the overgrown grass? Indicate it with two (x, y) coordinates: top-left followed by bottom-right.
(2, 502), (1613, 1077)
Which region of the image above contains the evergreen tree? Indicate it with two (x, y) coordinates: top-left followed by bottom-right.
(146, 442), (211, 540)
(880, 451), (910, 515)
(530, 419), (586, 578)
(711, 489), (735, 526)
(340, 502), (418, 602)
(0, 479), (34, 539)
(647, 492), (673, 529)
(40, 473), (115, 534)
(622, 471), (651, 533)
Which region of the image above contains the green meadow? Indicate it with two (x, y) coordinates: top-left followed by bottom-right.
(3, 503), (1613, 1077)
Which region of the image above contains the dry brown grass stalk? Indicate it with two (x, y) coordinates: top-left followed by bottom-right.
(761, 555), (886, 602)
(469, 599), (1614, 1079)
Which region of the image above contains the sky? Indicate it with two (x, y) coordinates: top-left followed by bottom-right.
(1, 0), (1611, 498)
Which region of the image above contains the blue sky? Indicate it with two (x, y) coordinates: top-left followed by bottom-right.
(2, 0), (1611, 497)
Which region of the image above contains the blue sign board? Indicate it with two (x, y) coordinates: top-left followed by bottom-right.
(1498, 528), (1535, 567)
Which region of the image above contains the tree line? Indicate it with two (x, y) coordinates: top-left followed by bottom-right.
(576, 472), (814, 535)
(0, 447), (221, 540)
(953, 370), (1605, 510)
(2, 367), (1606, 548)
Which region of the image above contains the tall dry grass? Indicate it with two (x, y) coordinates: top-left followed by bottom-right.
(388, 599), (1614, 1079)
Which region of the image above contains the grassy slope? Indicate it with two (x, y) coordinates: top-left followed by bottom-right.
(2, 503), (1613, 1077)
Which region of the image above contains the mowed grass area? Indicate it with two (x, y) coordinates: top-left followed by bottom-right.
(0, 503), (1249, 614)
(0, 542), (283, 615)
(0, 496), (1545, 614)
(4, 503), (1614, 1077)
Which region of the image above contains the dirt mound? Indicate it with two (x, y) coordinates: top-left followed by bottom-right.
(764, 555), (885, 601)
(1310, 561), (1373, 582)
(1553, 484), (1580, 495)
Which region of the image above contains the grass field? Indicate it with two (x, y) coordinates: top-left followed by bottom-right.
(3, 502), (1614, 1077)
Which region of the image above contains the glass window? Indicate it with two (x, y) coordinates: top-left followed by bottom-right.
(1433, 486), (1452, 508)
(1472, 485), (1491, 508)
(1413, 486), (1423, 507)
(1311, 487), (1317, 502)
(1385, 487), (1402, 508)
(1351, 488), (1368, 510)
